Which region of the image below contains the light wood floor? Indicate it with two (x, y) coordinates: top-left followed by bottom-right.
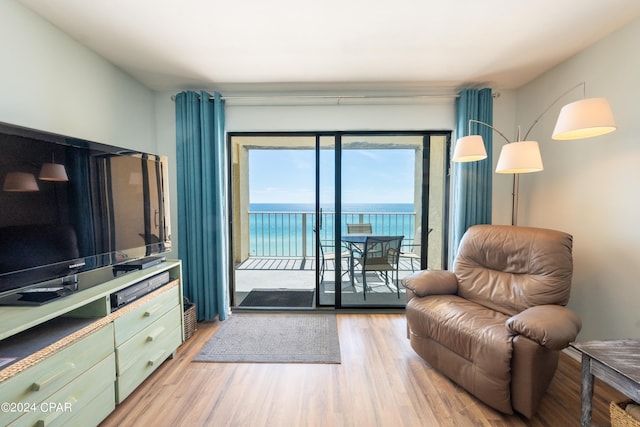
(100, 314), (623, 427)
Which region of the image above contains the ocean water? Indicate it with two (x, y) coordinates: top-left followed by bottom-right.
(250, 203), (414, 213)
(249, 203), (416, 257)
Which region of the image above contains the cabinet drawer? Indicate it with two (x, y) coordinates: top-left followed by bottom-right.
(0, 325), (114, 426)
(59, 382), (115, 427)
(113, 285), (180, 346)
(8, 353), (115, 427)
(116, 305), (182, 374)
(116, 324), (182, 403)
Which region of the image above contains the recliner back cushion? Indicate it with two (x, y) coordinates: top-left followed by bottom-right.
(453, 225), (573, 316)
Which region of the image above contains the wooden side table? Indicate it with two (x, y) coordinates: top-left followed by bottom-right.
(570, 340), (640, 427)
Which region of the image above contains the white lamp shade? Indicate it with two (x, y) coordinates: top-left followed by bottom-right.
(552, 97), (616, 140)
(495, 141), (544, 174)
(452, 135), (487, 162)
(39, 163), (69, 181)
(3, 172), (39, 192)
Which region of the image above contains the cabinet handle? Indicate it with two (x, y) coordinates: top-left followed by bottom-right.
(144, 304), (163, 317)
(148, 349), (166, 366)
(147, 326), (166, 342)
(31, 362), (76, 391)
(36, 397), (77, 427)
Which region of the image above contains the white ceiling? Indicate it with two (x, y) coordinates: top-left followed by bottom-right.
(16, 0), (640, 96)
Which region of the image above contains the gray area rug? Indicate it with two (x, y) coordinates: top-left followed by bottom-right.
(193, 313), (341, 364)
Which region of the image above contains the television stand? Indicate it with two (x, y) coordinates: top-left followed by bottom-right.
(0, 260), (183, 427)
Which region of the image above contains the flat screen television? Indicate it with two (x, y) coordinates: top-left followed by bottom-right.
(0, 121), (171, 304)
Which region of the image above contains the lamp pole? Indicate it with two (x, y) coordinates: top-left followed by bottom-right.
(511, 174), (519, 226)
(467, 119), (522, 226)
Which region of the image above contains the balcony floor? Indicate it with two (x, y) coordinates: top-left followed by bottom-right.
(234, 257), (419, 308)
(236, 257), (418, 272)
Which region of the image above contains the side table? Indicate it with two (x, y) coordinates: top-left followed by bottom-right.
(570, 339), (640, 427)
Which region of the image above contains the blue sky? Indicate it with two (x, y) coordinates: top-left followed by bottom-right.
(249, 149), (415, 204)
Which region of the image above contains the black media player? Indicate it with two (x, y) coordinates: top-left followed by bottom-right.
(110, 271), (171, 309)
(112, 256), (166, 273)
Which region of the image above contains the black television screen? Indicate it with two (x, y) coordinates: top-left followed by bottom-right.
(0, 121), (171, 299)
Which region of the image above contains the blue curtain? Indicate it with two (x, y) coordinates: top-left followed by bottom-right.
(175, 91), (228, 321)
(451, 88), (493, 261)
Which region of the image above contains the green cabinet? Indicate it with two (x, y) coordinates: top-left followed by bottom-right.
(0, 260), (184, 427)
(113, 287), (183, 402)
(114, 285), (181, 346)
(8, 354), (116, 427)
(0, 325), (114, 427)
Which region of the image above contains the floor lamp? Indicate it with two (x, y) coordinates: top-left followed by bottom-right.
(453, 83), (616, 225)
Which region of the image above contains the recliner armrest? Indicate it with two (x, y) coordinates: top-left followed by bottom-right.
(401, 270), (458, 297)
(506, 305), (582, 350)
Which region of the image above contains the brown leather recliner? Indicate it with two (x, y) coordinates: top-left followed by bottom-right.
(401, 225), (581, 418)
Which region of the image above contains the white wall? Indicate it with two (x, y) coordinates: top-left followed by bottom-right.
(225, 100), (456, 132)
(0, 1), (157, 152)
(155, 91), (179, 256)
(511, 18), (640, 340)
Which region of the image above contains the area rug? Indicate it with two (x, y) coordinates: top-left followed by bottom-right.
(193, 313), (341, 364)
(239, 289), (314, 308)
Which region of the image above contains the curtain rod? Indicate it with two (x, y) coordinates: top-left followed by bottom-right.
(219, 93), (460, 100)
(171, 91), (500, 103)
(207, 93), (501, 100)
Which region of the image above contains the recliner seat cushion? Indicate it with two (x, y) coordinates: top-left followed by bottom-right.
(407, 294), (515, 413)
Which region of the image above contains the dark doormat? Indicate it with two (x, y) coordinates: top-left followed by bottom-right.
(239, 289), (314, 308)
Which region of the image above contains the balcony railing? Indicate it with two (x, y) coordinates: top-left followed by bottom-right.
(248, 210), (417, 258)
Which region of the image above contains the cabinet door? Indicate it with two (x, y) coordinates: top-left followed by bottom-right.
(0, 325), (114, 427)
(116, 325), (182, 401)
(113, 285), (180, 346)
(9, 353), (115, 427)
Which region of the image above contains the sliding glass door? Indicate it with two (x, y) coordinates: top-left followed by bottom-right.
(339, 135), (420, 307)
(230, 135), (318, 309)
(229, 131), (450, 310)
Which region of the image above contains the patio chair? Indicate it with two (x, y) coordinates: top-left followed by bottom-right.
(319, 243), (351, 284)
(346, 223), (372, 264)
(347, 223), (372, 234)
(316, 230), (351, 284)
(400, 228), (433, 271)
(360, 235), (403, 300)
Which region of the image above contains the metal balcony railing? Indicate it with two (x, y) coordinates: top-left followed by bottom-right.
(248, 210), (416, 258)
